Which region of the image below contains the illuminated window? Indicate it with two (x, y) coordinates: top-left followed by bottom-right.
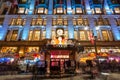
(52, 17), (67, 26)
(57, 8), (63, 13)
(94, 8), (101, 14)
(98, 18), (104, 25)
(11, 30), (18, 41)
(115, 18), (120, 26)
(96, 30), (101, 40)
(114, 7), (120, 14)
(28, 30), (41, 41)
(31, 19), (36, 26)
(52, 30), (56, 39)
(76, 8), (83, 14)
(25, 47), (39, 53)
(84, 18), (89, 26)
(36, 18), (43, 25)
(10, 18), (16, 26)
(77, 17), (83, 25)
(28, 30), (33, 41)
(5, 30), (11, 41)
(0, 18), (4, 25)
(104, 18), (109, 25)
(16, 18), (22, 25)
(1, 47), (17, 53)
(33, 30), (41, 41)
(10, 18), (26, 26)
(64, 30), (68, 39)
(22, 19), (26, 26)
(73, 18), (77, 26)
(74, 30), (78, 40)
(57, 18), (62, 25)
(37, 8), (44, 13)
(87, 31), (92, 40)
(54, 7), (66, 14)
(31, 18), (46, 26)
(37, 8), (48, 14)
(79, 31), (86, 40)
(22, 0), (27, 3)
(102, 30), (109, 41)
(18, 8), (25, 14)
(41, 30), (46, 40)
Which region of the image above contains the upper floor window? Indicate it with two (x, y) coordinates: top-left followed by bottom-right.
(115, 18), (120, 26)
(111, 0), (120, 4)
(73, 18), (89, 26)
(5, 30), (18, 41)
(0, 18), (4, 25)
(31, 18), (46, 26)
(76, 7), (83, 14)
(10, 18), (26, 26)
(28, 30), (41, 41)
(114, 7), (120, 14)
(35, 8), (48, 14)
(18, 0), (27, 4)
(18, 7), (28, 14)
(94, 17), (109, 26)
(52, 17), (68, 26)
(54, 7), (66, 14)
(92, 7), (102, 14)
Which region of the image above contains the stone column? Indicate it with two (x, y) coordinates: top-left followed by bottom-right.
(67, 0), (72, 14)
(28, 0), (35, 14)
(48, 0), (53, 15)
(21, 15), (32, 41)
(68, 16), (74, 39)
(84, 0), (92, 14)
(108, 16), (120, 40)
(46, 16), (52, 39)
(0, 15), (11, 40)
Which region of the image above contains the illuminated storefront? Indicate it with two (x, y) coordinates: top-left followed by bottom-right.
(0, 0), (120, 74)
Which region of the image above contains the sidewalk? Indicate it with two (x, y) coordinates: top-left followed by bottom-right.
(0, 73), (119, 80)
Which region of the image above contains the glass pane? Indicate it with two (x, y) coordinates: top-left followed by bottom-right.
(76, 8), (82, 13)
(74, 30), (78, 40)
(1, 47), (17, 54)
(33, 30), (40, 41)
(102, 30), (109, 41)
(6, 30), (11, 41)
(10, 18), (16, 26)
(31, 19), (36, 26)
(79, 31), (86, 40)
(38, 8), (44, 13)
(114, 8), (120, 13)
(28, 31), (33, 41)
(36, 18), (42, 25)
(25, 47), (39, 53)
(16, 18), (22, 25)
(95, 8), (101, 13)
(42, 31), (46, 40)
(57, 8), (63, 13)
(18, 8), (25, 13)
(11, 30), (18, 41)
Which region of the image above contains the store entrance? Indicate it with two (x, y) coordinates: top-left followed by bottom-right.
(50, 58), (69, 74)
(50, 50), (70, 74)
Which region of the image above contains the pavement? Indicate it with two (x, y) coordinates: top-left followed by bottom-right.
(0, 73), (120, 80)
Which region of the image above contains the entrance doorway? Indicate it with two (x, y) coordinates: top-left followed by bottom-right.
(50, 50), (70, 74)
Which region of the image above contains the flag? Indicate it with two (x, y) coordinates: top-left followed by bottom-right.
(90, 32), (94, 45)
